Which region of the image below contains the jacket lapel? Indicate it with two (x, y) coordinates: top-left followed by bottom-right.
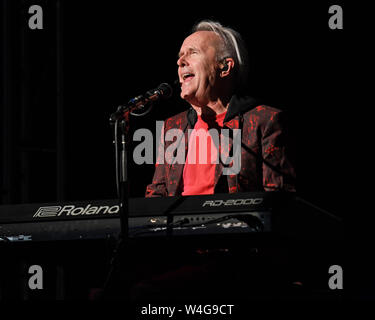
(213, 116), (241, 190)
(167, 119), (189, 196)
(169, 95), (256, 195)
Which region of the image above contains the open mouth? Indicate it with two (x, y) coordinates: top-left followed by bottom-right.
(182, 73), (195, 82)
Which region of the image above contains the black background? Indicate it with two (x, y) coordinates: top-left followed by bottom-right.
(1, 1), (357, 218)
(2, 0), (374, 303)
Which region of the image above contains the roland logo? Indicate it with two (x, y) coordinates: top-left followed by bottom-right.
(202, 198), (263, 207)
(33, 204), (119, 218)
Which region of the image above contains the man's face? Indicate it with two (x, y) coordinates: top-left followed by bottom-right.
(177, 31), (222, 106)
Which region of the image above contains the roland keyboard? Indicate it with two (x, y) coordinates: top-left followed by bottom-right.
(0, 192), (291, 242)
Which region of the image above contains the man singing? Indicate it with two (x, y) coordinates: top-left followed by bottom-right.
(131, 20), (297, 301)
(146, 20), (295, 197)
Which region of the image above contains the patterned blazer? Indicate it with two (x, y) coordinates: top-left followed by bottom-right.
(145, 95), (296, 197)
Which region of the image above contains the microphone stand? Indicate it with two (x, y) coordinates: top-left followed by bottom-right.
(117, 112), (130, 243)
(103, 101), (150, 299)
(102, 83), (173, 299)
(108, 84), (172, 241)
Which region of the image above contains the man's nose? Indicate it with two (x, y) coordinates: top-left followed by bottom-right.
(177, 55), (188, 67)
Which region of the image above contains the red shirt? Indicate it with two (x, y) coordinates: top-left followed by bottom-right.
(182, 111), (227, 196)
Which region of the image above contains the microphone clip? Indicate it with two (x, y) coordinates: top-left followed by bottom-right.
(109, 82), (173, 123)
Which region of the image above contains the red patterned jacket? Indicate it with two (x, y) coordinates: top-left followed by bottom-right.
(145, 95), (296, 197)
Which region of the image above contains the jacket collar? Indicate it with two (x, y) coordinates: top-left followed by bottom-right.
(186, 95), (258, 128)
(224, 95), (258, 122)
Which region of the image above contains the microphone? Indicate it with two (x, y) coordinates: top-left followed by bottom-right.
(110, 82), (173, 122)
(132, 82), (173, 105)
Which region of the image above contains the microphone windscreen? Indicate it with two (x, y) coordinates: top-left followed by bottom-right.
(157, 83), (173, 99)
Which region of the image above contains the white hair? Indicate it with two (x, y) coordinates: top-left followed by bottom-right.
(192, 20), (249, 92)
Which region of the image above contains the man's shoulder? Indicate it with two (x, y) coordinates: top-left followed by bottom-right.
(246, 104), (282, 116)
(164, 109), (189, 130)
(230, 95), (282, 120)
(242, 104), (284, 124)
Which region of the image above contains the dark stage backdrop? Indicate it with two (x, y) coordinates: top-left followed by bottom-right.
(1, 0), (354, 219)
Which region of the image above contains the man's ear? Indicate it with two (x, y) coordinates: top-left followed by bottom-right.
(219, 58), (235, 77)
